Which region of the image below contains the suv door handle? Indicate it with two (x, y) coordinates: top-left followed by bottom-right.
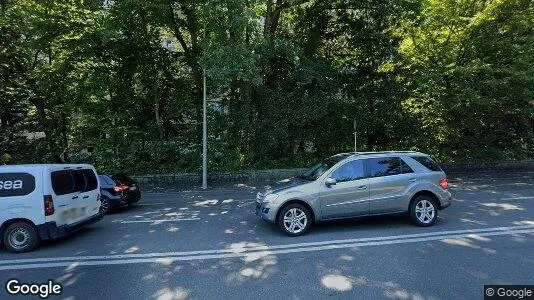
(408, 178), (416, 183)
(82, 195), (89, 199)
(72, 196), (79, 199)
(357, 185), (367, 190)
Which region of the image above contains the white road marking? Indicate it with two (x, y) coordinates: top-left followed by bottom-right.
(501, 196), (534, 200)
(145, 189), (257, 195)
(1, 224), (533, 270)
(0, 228), (532, 271)
(119, 218), (201, 223)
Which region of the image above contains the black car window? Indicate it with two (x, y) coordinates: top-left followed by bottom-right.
(331, 160), (365, 183)
(51, 170), (74, 195)
(411, 156), (442, 171)
(368, 157), (402, 177)
(83, 169), (98, 191)
(72, 170), (86, 192)
(112, 173), (134, 185)
(401, 158), (414, 174)
(98, 175), (114, 186)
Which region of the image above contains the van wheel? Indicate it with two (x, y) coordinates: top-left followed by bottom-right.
(277, 203), (312, 236)
(410, 196), (438, 227)
(3, 222), (40, 253)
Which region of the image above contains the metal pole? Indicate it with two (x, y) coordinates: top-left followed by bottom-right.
(353, 118), (357, 152)
(202, 68), (208, 189)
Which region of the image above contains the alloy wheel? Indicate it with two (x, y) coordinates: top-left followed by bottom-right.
(415, 199), (435, 224)
(100, 198), (109, 213)
(283, 208), (308, 234)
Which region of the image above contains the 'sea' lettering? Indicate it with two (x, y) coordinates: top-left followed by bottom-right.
(13, 180), (22, 189)
(0, 180), (23, 190)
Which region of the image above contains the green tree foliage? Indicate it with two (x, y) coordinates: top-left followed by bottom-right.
(397, 0), (534, 160)
(1, 0), (532, 173)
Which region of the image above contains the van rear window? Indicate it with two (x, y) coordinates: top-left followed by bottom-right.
(0, 173), (36, 197)
(72, 170), (86, 192)
(51, 170), (74, 195)
(411, 156), (442, 171)
(84, 169), (98, 191)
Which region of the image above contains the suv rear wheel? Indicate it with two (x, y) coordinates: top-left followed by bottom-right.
(100, 197), (110, 214)
(410, 196), (438, 227)
(3, 222), (40, 253)
(277, 203), (312, 236)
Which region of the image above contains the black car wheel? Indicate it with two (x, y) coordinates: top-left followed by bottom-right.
(100, 197), (110, 214)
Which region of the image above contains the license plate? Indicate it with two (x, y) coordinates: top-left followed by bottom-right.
(62, 207), (87, 221)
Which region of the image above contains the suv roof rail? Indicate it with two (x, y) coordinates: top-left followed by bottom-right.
(346, 151), (421, 157)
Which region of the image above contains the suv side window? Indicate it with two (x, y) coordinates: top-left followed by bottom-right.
(368, 157), (402, 177)
(51, 170), (74, 195)
(83, 169), (98, 191)
(330, 160), (365, 183)
(411, 156), (442, 171)
(401, 158), (414, 174)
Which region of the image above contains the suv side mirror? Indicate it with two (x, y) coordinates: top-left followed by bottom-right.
(325, 178), (337, 187)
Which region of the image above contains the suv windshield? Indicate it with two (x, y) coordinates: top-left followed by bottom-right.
(297, 158), (343, 181)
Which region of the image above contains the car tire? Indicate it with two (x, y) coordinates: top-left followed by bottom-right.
(3, 222), (40, 253)
(277, 203), (312, 237)
(410, 196), (438, 227)
(100, 197), (110, 214)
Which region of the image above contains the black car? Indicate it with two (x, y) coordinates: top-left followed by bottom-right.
(98, 174), (141, 213)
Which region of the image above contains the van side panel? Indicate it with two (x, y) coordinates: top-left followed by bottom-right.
(0, 167), (45, 228)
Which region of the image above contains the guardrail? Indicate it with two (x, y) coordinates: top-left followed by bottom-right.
(131, 168), (308, 186)
(131, 161), (534, 187)
(441, 160), (534, 172)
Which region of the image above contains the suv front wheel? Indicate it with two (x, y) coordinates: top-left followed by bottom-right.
(410, 196), (438, 227)
(277, 203), (312, 236)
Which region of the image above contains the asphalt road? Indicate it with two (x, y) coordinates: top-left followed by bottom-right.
(1, 171), (534, 299)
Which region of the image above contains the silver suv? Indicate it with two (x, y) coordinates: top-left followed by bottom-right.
(255, 151), (452, 236)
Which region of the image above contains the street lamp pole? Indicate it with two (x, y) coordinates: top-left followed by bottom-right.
(353, 118), (357, 152)
(202, 68), (208, 189)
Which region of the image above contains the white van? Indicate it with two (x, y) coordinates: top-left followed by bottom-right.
(0, 164), (104, 252)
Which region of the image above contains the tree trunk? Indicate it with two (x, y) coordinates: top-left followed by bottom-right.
(31, 98), (61, 162)
(155, 90), (163, 140)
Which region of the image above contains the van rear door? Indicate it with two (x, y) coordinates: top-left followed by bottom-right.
(79, 168), (100, 219)
(70, 168), (88, 224)
(49, 168), (78, 226)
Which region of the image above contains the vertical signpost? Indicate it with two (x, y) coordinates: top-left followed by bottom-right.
(202, 68), (208, 189)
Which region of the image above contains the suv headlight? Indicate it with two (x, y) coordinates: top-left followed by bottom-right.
(263, 193), (279, 203)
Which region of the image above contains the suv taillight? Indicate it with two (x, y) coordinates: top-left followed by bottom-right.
(44, 195), (55, 216)
(114, 185), (129, 192)
(439, 178), (448, 190)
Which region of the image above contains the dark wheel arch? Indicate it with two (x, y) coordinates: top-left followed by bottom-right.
(0, 218), (38, 240)
(409, 190), (441, 210)
(276, 200), (316, 225)
(1, 219), (40, 252)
